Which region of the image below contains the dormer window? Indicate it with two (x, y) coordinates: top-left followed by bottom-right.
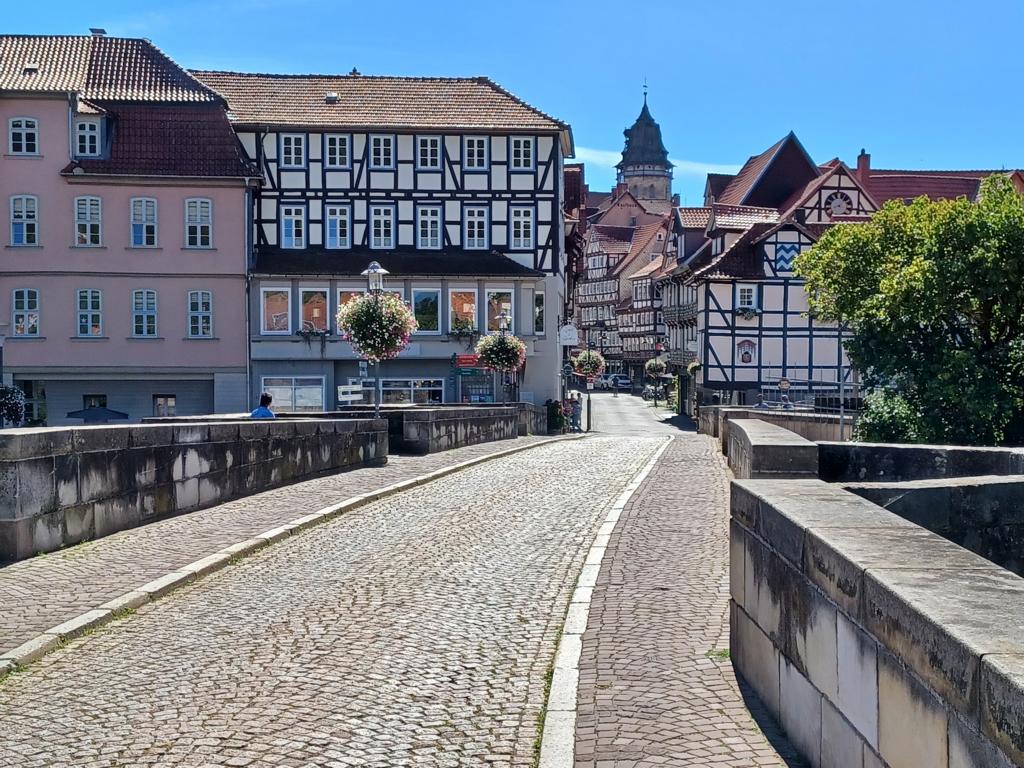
(75, 119), (100, 157)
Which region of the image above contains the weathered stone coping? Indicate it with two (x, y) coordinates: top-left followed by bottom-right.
(724, 419), (819, 480)
(820, 440), (1024, 483)
(731, 478), (1024, 767)
(699, 405), (856, 444)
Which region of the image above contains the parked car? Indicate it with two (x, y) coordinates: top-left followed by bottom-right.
(595, 373), (616, 390)
(611, 374), (632, 391)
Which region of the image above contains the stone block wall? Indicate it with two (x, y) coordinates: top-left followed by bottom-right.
(730, 478), (1024, 768)
(0, 418), (387, 562)
(401, 407), (518, 454)
(819, 441), (1024, 483)
(724, 419), (819, 480)
(699, 406), (857, 445)
(515, 403), (548, 436)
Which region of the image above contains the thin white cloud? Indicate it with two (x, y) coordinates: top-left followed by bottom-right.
(572, 146), (741, 178)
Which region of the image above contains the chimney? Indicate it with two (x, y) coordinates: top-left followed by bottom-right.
(614, 181), (628, 198)
(857, 148), (871, 183)
(89, 27), (107, 36)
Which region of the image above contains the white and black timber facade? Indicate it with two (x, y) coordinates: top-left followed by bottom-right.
(193, 70), (573, 409)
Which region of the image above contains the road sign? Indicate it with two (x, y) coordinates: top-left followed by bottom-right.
(586, 381), (594, 390)
(558, 324), (579, 346)
(337, 384), (363, 404)
(562, 363), (573, 377)
(778, 378), (791, 391)
(456, 354), (480, 368)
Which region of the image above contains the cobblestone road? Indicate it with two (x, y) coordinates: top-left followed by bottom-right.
(575, 398), (803, 767)
(0, 436), (548, 654)
(0, 436), (660, 767)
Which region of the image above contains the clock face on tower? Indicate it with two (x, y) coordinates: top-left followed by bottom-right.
(825, 191), (853, 217)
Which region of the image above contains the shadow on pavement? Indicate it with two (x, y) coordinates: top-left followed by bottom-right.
(737, 674), (810, 767)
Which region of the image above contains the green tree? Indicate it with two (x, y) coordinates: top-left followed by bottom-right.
(796, 176), (1024, 446)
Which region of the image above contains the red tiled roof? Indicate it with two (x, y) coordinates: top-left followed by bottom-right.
(623, 220), (669, 264)
(0, 35), (219, 102)
(192, 70), (569, 133)
(717, 136), (788, 205)
(677, 206), (711, 229)
(866, 174), (982, 204)
(61, 104), (254, 178)
(708, 203), (778, 231)
(636, 198), (674, 216)
(586, 190), (611, 211)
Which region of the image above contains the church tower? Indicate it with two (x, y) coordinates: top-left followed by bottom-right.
(616, 91), (673, 201)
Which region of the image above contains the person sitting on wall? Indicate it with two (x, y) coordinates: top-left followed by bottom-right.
(753, 394), (770, 409)
(251, 392), (276, 419)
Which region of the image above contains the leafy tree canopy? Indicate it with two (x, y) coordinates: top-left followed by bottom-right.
(796, 175), (1024, 445)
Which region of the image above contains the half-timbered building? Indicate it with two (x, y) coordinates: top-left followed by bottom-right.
(193, 70), (572, 408)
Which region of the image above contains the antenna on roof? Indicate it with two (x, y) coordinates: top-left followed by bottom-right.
(89, 28), (106, 36)
(643, 77), (648, 104)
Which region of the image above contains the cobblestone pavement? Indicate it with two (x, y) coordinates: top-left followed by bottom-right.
(0, 435), (661, 768)
(0, 436), (548, 654)
(574, 405), (804, 766)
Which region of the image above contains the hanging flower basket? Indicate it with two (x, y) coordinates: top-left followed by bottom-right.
(572, 350), (606, 377)
(337, 292), (418, 363)
(645, 359), (667, 377)
(686, 361), (702, 377)
(0, 386), (25, 425)
(476, 333), (527, 372)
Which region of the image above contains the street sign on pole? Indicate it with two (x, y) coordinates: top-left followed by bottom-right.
(562, 363), (573, 377)
(586, 381), (594, 390)
(359, 360), (368, 378)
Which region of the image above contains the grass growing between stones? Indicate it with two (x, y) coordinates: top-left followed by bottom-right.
(532, 623), (563, 768)
(706, 648), (730, 661)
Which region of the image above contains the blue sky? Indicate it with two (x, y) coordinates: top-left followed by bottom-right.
(10, 0), (1024, 204)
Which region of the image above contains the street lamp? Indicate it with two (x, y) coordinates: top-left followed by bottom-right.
(361, 260), (390, 417)
(497, 309), (511, 335)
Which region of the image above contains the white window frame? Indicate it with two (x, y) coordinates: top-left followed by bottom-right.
(74, 196), (102, 247)
(260, 286), (292, 335)
(737, 284), (757, 308)
(185, 198), (213, 249)
(369, 204), (395, 249)
(8, 117), (39, 155)
(509, 206), (535, 251)
(153, 394), (177, 417)
(510, 136), (535, 171)
(12, 288), (40, 337)
(463, 206), (489, 250)
(416, 205), (442, 250)
(463, 136), (489, 171)
(449, 286), (478, 333)
(131, 289), (158, 337)
(411, 287), (442, 335)
(485, 288), (515, 334)
(76, 288), (103, 337)
(261, 375), (325, 412)
(324, 134), (351, 169)
(10, 195), (38, 246)
(369, 134), (395, 170)
(534, 290), (545, 335)
(187, 290), (213, 338)
(416, 136), (441, 170)
(279, 133), (306, 169)
(281, 205), (306, 249)
(324, 204), (352, 249)
(75, 118), (101, 157)
(130, 197), (158, 248)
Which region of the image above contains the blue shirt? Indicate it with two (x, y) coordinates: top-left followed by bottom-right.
(250, 406), (276, 419)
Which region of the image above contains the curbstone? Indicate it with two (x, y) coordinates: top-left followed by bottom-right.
(137, 570), (195, 599)
(0, 634), (59, 667)
(45, 609), (112, 642)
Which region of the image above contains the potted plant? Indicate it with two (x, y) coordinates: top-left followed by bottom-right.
(476, 332), (527, 372)
(336, 292), (418, 362)
(572, 350), (606, 377)
(645, 358), (667, 377)
(0, 386), (25, 427)
(686, 361), (702, 378)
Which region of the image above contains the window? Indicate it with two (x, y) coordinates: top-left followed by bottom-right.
(379, 378), (444, 405)
(9, 118), (38, 155)
(370, 205), (394, 249)
(370, 135), (395, 169)
(76, 289), (102, 336)
(12, 289), (39, 337)
(130, 198), (158, 247)
(75, 119), (100, 157)
(132, 289), (158, 337)
(280, 134), (306, 168)
(325, 205), (351, 249)
(300, 289), (328, 332)
(185, 198), (212, 248)
(324, 134), (350, 169)
(417, 206), (442, 249)
(464, 206), (488, 250)
(262, 376), (324, 412)
(510, 207), (534, 250)
(412, 289), (440, 333)
(153, 395), (176, 417)
(261, 287), (291, 334)
(486, 290), (513, 333)
(511, 137), (534, 170)
(449, 288), (477, 332)
(83, 394), (107, 409)
(74, 196), (102, 246)
(417, 136), (441, 170)
(463, 137), (488, 170)
(738, 285), (756, 307)
(534, 291), (545, 334)
(281, 206), (306, 249)
(10, 195), (38, 246)
(188, 290), (213, 338)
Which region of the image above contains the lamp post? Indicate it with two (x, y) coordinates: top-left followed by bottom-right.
(497, 308), (511, 402)
(361, 260), (389, 418)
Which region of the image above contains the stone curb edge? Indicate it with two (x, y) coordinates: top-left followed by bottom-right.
(0, 434), (586, 678)
(537, 434), (674, 768)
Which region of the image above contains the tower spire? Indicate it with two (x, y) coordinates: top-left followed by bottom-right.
(643, 77), (648, 105)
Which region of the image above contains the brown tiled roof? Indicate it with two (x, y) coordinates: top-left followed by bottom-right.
(629, 254), (665, 280)
(708, 203), (778, 231)
(677, 206), (712, 229)
(191, 70), (569, 133)
(692, 222), (776, 280)
(0, 35), (219, 102)
(717, 136), (788, 205)
(623, 220), (669, 266)
(778, 163), (879, 219)
(636, 198), (674, 216)
(61, 104), (254, 178)
(865, 173), (983, 204)
(590, 225), (634, 255)
(586, 190), (611, 211)
(705, 173), (734, 202)
(564, 165), (585, 214)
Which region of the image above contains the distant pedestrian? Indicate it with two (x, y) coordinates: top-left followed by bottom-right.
(753, 394), (770, 409)
(570, 394), (583, 432)
(250, 392), (276, 419)
(781, 394), (794, 410)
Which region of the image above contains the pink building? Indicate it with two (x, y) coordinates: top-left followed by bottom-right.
(0, 32), (256, 424)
